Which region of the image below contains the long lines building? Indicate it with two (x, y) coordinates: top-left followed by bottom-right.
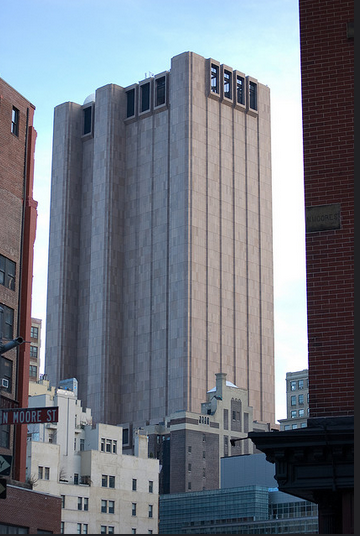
(45, 51), (274, 431)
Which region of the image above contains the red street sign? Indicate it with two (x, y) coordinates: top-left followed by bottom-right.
(0, 407), (58, 425)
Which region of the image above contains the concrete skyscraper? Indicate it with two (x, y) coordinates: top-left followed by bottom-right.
(45, 51), (274, 430)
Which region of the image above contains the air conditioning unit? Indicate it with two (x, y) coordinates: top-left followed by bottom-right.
(1, 378), (9, 388)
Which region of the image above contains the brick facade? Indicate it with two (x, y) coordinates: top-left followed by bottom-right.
(300, 0), (354, 417)
(0, 78), (37, 481)
(0, 483), (61, 534)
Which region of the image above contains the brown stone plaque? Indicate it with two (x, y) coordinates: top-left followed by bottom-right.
(306, 203), (341, 233)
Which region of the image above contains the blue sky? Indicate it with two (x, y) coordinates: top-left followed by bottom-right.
(1, 0), (307, 421)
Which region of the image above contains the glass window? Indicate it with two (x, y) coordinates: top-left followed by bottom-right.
(29, 365), (37, 378)
(188, 463), (191, 472)
(211, 64), (219, 94)
(298, 379), (304, 389)
(106, 439), (111, 452)
(108, 528), (114, 535)
(249, 81), (257, 110)
(236, 75), (245, 105)
(299, 408), (305, 417)
(101, 438), (105, 451)
(290, 380), (297, 391)
(74, 473), (79, 485)
(83, 107), (92, 135)
(148, 504), (153, 518)
(11, 107), (19, 136)
(112, 440), (117, 454)
(291, 395), (296, 406)
(132, 503), (137, 516)
(298, 394), (304, 405)
(126, 88), (135, 118)
(44, 467), (50, 480)
(102, 474), (108, 487)
(84, 497), (89, 511)
(140, 82), (150, 113)
(109, 500), (114, 514)
(30, 345), (38, 358)
(122, 428), (129, 445)
(155, 76), (166, 107)
(83, 524), (88, 534)
(132, 478), (137, 491)
(291, 410), (297, 418)
(101, 500), (107, 513)
(109, 475), (115, 488)
(80, 438), (85, 451)
(78, 497), (83, 511)
(61, 495), (65, 508)
(0, 304), (14, 340)
(0, 255), (15, 290)
(77, 523), (82, 535)
(1, 357), (12, 394)
(30, 326), (38, 339)
(100, 527), (106, 534)
(149, 480), (153, 493)
(38, 466), (43, 479)
(224, 69), (232, 99)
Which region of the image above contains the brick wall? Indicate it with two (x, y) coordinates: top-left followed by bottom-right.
(299, 1), (354, 417)
(0, 484), (61, 533)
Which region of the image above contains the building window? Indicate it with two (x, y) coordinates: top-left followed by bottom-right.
(291, 410), (297, 419)
(249, 81), (257, 110)
(101, 527), (107, 534)
(101, 500), (107, 513)
(38, 466), (43, 479)
(290, 381), (297, 391)
(45, 467), (50, 480)
(109, 500), (115, 514)
(122, 428), (129, 445)
(80, 438), (85, 451)
(0, 255), (15, 290)
(291, 395), (296, 406)
(188, 463), (191, 472)
(188, 481), (191, 490)
(74, 438), (77, 451)
(112, 440), (117, 454)
(126, 88), (135, 118)
(140, 82), (150, 113)
(203, 450), (206, 459)
(30, 345), (38, 358)
(298, 394), (304, 405)
(11, 107), (19, 136)
(74, 473), (79, 485)
(83, 525), (88, 534)
(109, 475), (115, 488)
(101, 438), (105, 451)
(30, 326), (39, 339)
(84, 497), (89, 511)
(1, 357), (12, 394)
(236, 75), (245, 105)
(106, 439), (111, 452)
(61, 495), (65, 508)
(83, 106), (92, 136)
(188, 445), (192, 453)
(29, 365), (37, 378)
(78, 497), (83, 511)
(149, 480), (153, 493)
(61, 522), (65, 533)
(211, 64), (219, 94)
(108, 528), (114, 535)
(223, 69), (232, 99)
(132, 478), (137, 491)
(298, 379), (304, 390)
(0, 304), (14, 340)
(102, 474), (108, 487)
(131, 530), (136, 535)
(148, 505), (153, 518)
(299, 409), (305, 417)
(155, 76), (166, 107)
(132, 503), (137, 516)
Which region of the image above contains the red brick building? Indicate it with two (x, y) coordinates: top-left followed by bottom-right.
(249, 1), (354, 533)
(0, 79), (60, 533)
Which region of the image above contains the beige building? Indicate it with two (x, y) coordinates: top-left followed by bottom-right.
(278, 369), (309, 430)
(143, 372), (274, 494)
(29, 317), (41, 382)
(45, 51), (275, 433)
(26, 379), (159, 534)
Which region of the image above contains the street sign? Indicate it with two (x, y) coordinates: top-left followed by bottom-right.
(0, 407), (58, 425)
(0, 455), (12, 476)
(0, 478), (6, 499)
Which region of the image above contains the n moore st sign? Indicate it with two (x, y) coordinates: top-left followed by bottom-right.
(0, 407), (58, 425)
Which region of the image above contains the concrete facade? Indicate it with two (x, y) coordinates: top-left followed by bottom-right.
(45, 51), (274, 430)
(26, 379), (159, 534)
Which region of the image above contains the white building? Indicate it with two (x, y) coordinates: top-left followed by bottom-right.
(26, 378), (159, 534)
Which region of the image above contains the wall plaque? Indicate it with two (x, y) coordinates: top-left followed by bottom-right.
(306, 203), (341, 233)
